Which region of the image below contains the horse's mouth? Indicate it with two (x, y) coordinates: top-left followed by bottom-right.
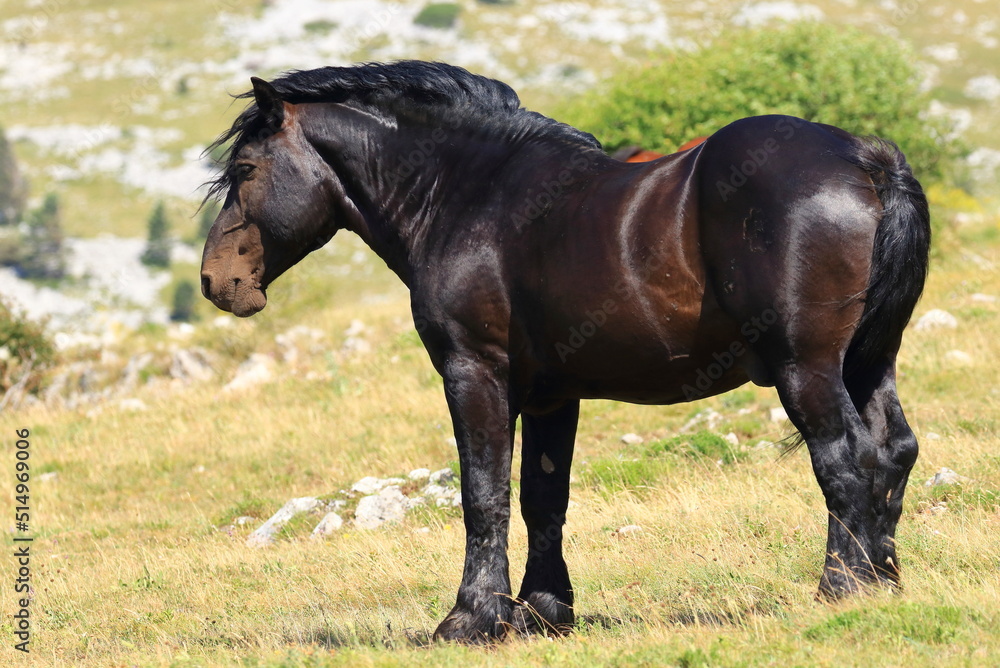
(230, 285), (267, 317)
(205, 274), (267, 317)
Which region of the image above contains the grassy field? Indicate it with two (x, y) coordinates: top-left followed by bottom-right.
(2, 212), (999, 665)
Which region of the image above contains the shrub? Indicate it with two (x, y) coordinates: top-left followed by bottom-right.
(414, 3), (460, 29)
(170, 280), (199, 322)
(303, 19), (338, 34)
(141, 201), (171, 268)
(0, 125), (27, 226)
(0, 298), (55, 397)
(559, 23), (961, 184)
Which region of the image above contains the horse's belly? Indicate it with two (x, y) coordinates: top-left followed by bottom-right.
(520, 311), (756, 410)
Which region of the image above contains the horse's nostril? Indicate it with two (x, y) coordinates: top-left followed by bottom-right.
(201, 275), (212, 298)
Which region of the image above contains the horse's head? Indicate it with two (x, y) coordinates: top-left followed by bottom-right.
(200, 78), (338, 317)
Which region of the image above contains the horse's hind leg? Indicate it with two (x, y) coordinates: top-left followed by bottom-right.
(845, 359), (919, 586)
(770, 360), (884, 597)
(513, 400), (579, 635)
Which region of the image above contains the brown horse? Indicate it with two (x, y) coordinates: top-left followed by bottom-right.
(200, 61), (930, 643)
(611, 136), (708, 163)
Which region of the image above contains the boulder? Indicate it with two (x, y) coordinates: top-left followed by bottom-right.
(224, 354), (275, 392)
(169, 348), (214, 382)
(310, 512), (344, 538)
(246, 497), (321, 547)
(354, 486), (412, 529)
(914, 309), (958, 331)
(924, 467), (972, 487)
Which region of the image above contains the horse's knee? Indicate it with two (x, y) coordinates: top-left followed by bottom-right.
(889, 429), (918, 471)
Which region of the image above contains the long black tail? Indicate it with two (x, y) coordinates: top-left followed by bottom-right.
(843, 137), (931, 375)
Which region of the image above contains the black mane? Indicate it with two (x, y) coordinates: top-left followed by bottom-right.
(204, 61), (601, 202)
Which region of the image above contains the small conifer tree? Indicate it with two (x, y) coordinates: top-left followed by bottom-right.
(141, 201), (171, 268)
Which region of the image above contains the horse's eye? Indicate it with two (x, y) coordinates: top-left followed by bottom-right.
(235, 163), (257, 180)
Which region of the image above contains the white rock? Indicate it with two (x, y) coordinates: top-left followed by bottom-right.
(924, 467), (972, 487)
(681, 408), (724, 432)
(310, 512), (344, 538)
(38, 472), (58, 482)
(350, 477), (404, 495)
(724, 432), (739, 446)
(926, 502), (948, 516)
(351, 476), (384, 495)
(344, 319), (367, 337)
(914, 309), (958, 331)
(234, 516), (255, 525)
(354, 486), (412, 529)
(224, 353), (275, 392)
(734, 2), (824, 27)
(965, 74), (1000, 101)
(408, 468), (431, 481)
(170, 348), (214, 382)
(613, 524), (643, 536)
(342, 336), (371, 355)
(620, 433), (644, 445)
(118, 398), (148, 412)
(429, 468), (456, 485)
(275, 325), (326, 364)
(926, 432), (942, 440)
(168, 322), (196, 340)
(971, 293), (998, 303)
(246, 497), (321, 547)
(944, 350), (974, 367)
(769, 407), (789, 423)
(120, 352), (154, 391)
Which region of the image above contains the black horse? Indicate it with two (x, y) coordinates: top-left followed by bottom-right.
(200, 61), (930, 642)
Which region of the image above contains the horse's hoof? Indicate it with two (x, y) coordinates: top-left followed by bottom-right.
(433, 608), (504, 644)
(817, 565), (887, 601)
(511, 593), (574, 636)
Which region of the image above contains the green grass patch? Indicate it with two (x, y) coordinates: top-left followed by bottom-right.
(648, 430), (748, 464)
(303, 19), (338, 34)
(804, 603), (972, 645)
(414, 3), (461, 29)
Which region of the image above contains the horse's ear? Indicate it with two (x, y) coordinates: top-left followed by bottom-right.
(250, 77), (284, 129)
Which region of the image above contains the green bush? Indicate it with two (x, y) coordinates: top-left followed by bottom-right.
(0, 298), (55, 396)
(559, 23), (960, 184)
(414, 3), (460, 29)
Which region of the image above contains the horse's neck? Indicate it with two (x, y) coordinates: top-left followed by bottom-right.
(308, 107), (603, 284)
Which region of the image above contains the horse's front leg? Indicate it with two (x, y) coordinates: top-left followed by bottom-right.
(433, 355), (516, 643)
